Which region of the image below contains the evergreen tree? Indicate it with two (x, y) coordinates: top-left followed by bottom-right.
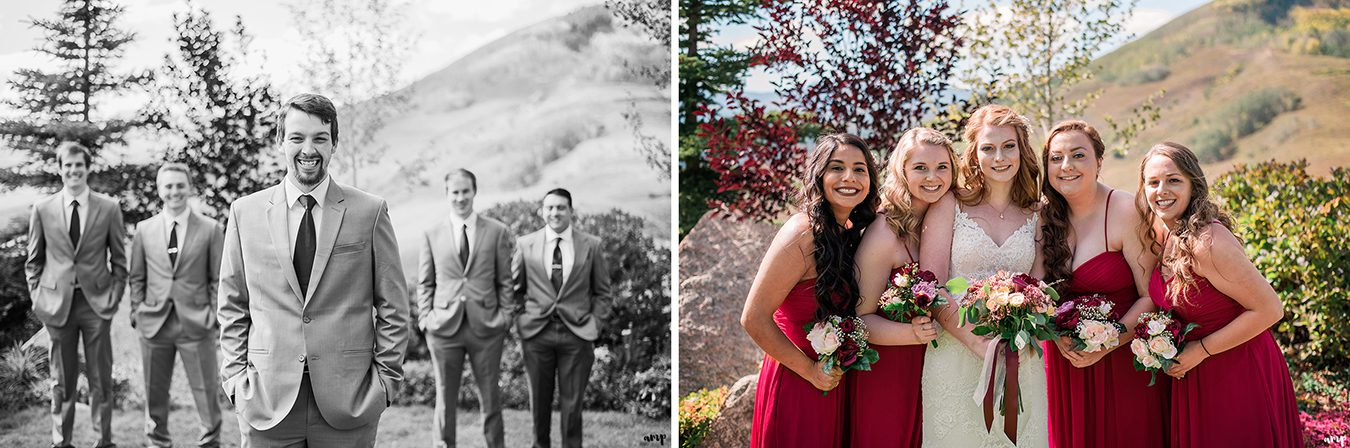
(139, 5), (284, 221)
(0, 0), (149, 192)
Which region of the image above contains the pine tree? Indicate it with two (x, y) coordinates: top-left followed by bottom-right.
(139, 5), (284, 221)
(0, 0), (149, 192)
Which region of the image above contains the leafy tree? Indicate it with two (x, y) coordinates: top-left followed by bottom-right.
(139, 5), (284, 221)
(677, 0), (756, 237)
(961, 0), (1163, 154)
(607, 0), (672, 179)
(756, 0), (965, 158)
(286, 0), (417, 189)
(0, 0), (150, 195)
(696, 92), (811, 222)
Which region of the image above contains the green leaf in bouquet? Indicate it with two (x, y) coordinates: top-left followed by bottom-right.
(1071, 339), (1087, 352)
(945, 277), (969, 295)
(972, 325), (993, 336)
(1044, 286), (1060, 302)
(822, 357), (835, 374)
(1182, 322), (1200, 339)
(1015, 330), (1030, 350)
(863, 348), (881, 365)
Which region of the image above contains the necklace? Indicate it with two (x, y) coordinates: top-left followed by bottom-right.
(990, 201), (1014, 220)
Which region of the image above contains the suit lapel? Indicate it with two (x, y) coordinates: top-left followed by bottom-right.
(267, 187), (305, 302)
(175, 212), (204, 277)
(565, 233), (590, 294)
(144, 215), (169, 274)
(467, 216), (490, 273)
(305, 182), (347, 304)
(45, 198), (76, 253)
(78, 195), (103, 252)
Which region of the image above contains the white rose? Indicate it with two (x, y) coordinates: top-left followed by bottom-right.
(893, 275), (909, 288)
(807, 324), (840, 355)
(1081, 321), (1118, 352)
(1008, 292), (1027, 307)
(986, 291), (1009, 312)
(1147, 320), (1167, 337)
(1149, 335), (1178, 359)
(1140, 353), (1162, 369)
(1131, 339), (1149, 359)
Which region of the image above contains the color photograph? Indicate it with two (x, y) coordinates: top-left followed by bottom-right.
(677, 1), (1348, 447)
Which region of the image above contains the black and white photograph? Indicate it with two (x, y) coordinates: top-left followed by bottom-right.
(0, 0), (673, 447)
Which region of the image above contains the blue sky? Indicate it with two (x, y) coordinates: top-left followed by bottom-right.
(710, 0), (1211, 93)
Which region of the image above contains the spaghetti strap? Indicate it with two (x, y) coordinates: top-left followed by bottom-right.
(1104, 189), (1114, 248)
(902, 241), (917, 263)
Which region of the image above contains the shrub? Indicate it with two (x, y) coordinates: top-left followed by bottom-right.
(1193, 88), (1302, 162)
(1118, 64), (1171, 85)
(678, 386), (728, 448)
(0, 343), (47, 413)
(0, 216), (41, 349)
(1212, 160), (1350, 373)
(1301, 406), (1350, 448)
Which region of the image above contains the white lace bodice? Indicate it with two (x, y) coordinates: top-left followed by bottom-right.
(949, 204), (1038, 282)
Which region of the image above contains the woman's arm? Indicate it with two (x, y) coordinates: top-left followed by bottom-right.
(1166, 225), (1283, 378)
(921, 194), (990, 356)
(856, 219), (936, 346)
(741, 214), (842, 391)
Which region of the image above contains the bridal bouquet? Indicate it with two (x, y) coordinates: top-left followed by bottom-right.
(1054, 294), (1126, 353)
(1130, 311), (1199, 386)
(958, 271), (1059, 357)
(877, 263), (968, 347)
(805, 315), (880, 394)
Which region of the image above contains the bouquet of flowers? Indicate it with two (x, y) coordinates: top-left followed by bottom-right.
(958, 271), (1060, 356)
(1130, 311), (1199, 386)
(877, 263), (968, 347)
(805, 315), (880, 394)
(1053, 294), (1127, 353)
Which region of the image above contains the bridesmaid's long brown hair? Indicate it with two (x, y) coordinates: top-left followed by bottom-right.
(1040, 120), (1106, 289)
(799, 133), (880, 320)
(1135, 142), (1235, 306)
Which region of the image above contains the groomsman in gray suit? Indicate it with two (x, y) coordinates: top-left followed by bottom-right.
(417, 169), (514, 448)
(511, 188), (612, 448)
(26, 141), (126, 448)
(128, 162), (225, 447)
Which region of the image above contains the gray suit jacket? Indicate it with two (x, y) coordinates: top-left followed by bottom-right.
(129, 211), (224, 340)
(417, 215), (513, 339)
(25, 191), (127, 327)
(510, 228), (613, 341)
(217, 181), (408, 431)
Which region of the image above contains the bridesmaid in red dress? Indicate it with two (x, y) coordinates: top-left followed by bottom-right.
(1138, 142), (1302, 448)
(850, 127), (956, 447)
(1039, 120), (1166, 447)
(742, 133), (881, 448)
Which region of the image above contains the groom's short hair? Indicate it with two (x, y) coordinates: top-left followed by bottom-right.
(275, 93), (339, 144)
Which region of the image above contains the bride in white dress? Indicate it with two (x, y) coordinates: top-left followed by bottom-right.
(918, 105), (1048, 447)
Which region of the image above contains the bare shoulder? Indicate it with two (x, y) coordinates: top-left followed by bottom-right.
(861, 216), (900, 246)
(775, 213), (815, 256)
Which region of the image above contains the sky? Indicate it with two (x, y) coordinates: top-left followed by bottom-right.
(711, 0), (1211, 93)
(0, 0), (604, 117)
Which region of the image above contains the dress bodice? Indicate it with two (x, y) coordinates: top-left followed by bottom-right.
(950, 204), (1038, 282)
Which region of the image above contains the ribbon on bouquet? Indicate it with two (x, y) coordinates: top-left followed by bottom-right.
(972, 339), (1020, 444)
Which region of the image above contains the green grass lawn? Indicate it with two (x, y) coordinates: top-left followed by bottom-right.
(0, 403), (670, 447)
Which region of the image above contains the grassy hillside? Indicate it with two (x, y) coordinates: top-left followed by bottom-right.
(1073, 0), (1350, 190)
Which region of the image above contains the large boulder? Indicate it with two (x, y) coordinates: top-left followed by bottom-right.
(678, 211), (777, 396)
(700, 374), (757, 448)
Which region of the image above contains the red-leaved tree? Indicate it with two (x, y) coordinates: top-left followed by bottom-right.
(700, 0), (965, 222)
(697, 90), (810, 221)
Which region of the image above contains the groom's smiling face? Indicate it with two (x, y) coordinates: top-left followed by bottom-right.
(280, 109), (335, 189)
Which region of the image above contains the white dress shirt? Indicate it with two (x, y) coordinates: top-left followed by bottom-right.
(448, 211), (477, 261)
(543, 226), (575, 285)
(282, 175), (330, 256)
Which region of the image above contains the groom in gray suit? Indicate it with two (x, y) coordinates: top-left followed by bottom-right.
(26, 141), (126, 448)
(218, 93), (408, 447)
(128, 162), (225, 447)
(417, 169), (513, 448)
(512, 188), (612, 448)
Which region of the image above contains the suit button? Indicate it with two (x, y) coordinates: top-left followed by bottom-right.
(303, 316), (312, 324)
(458, 295), (467, 302)
(298, 355), (306, 363)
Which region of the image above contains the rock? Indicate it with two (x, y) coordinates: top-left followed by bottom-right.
(678, 211), (777, 396)
(700, 374), (757, 448)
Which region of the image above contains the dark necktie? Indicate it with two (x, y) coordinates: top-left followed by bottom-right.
(458, 223), (470, 270)
(69, 200), (81, 246)
(168, 221), (179, 266)
(550, 237), (563, 293)
(295, 195), (317, 296)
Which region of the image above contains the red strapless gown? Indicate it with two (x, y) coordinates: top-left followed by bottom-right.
(1148, 268), (1303, 448)
(846, 267), (925, 447)
(750, 279), (845, 448)
(1044, 252), (1168, 448)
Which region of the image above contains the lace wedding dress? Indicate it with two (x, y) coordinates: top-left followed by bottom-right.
(921, 204), (1049, 447)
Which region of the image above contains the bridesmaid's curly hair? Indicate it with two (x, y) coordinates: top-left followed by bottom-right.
(798, 133), (879, 320)
(1040, 120), (1106, 290)
(1135, 142), (1235, 306)
(879, 127), (957, 239)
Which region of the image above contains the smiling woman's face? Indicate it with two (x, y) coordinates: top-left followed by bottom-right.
(975, 125), (1020, 186)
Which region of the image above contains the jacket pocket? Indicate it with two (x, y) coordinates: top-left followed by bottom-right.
(332, 241), (368, 255)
